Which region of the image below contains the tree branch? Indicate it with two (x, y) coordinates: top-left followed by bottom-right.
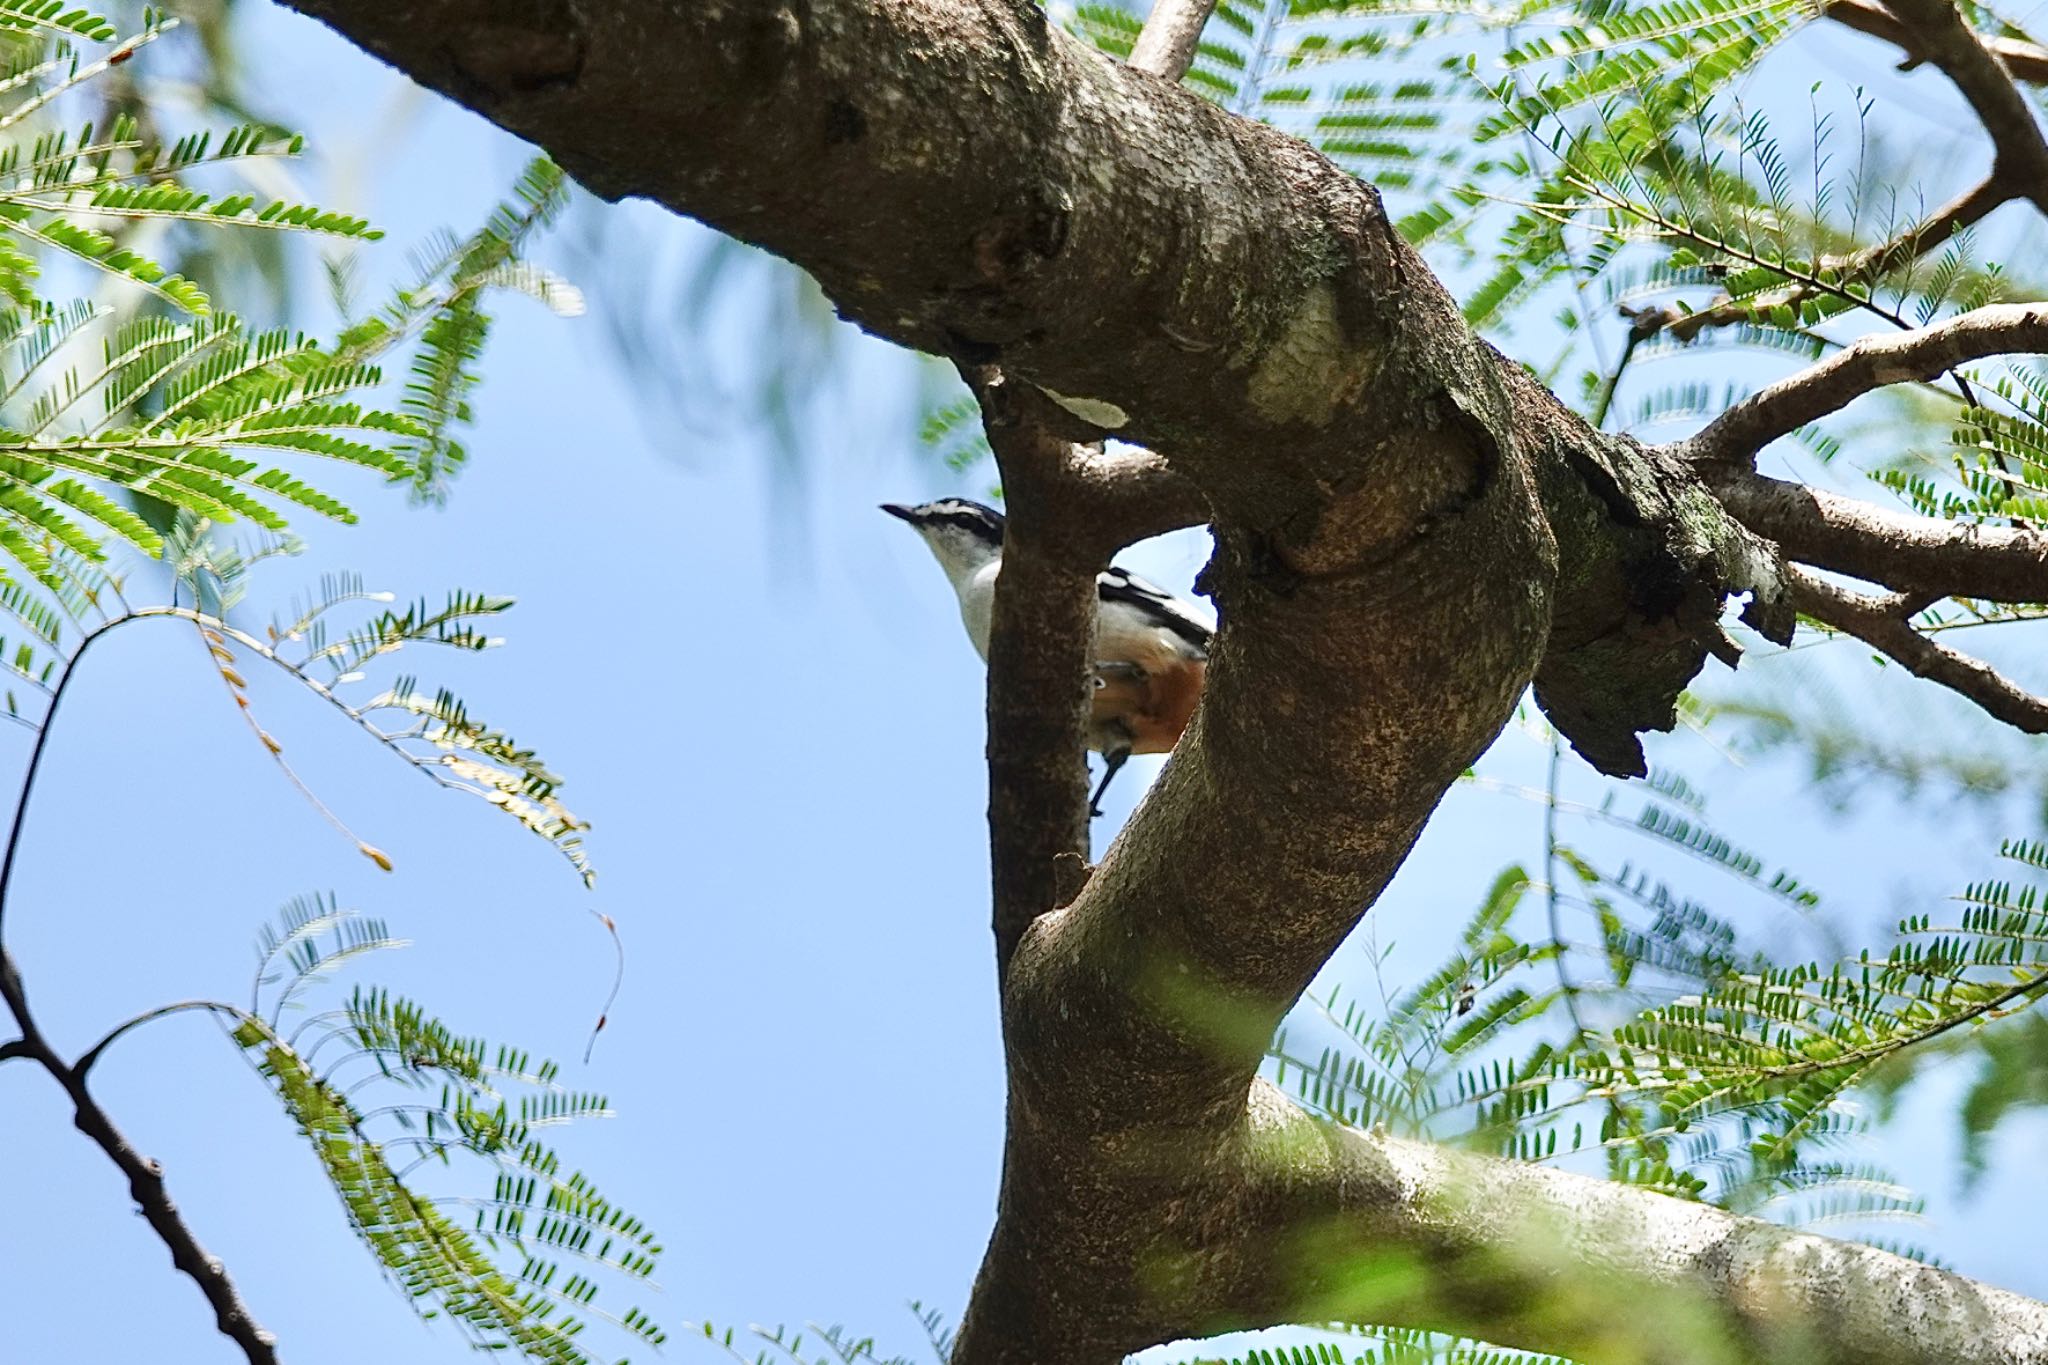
(74, 1000), (245, 1079)
(970, 370), (1100, 977)
(1128, 0), (1219, 81)
(1651, 176), (2010, 344)
(0, 948), (278, 1364)
(1232, 1080), (2048, 1365)
(1827, 0), (2048, 85)
(1784, 566), (2048, 732)
(267, 4), (2021, 1361)
(1063, 443), (1210, 546)
(1872, 0), (2048, 209)
(1679, 303), (2048, 465)
(270, 0), (1481, 528)
(1715, 470), (2048, 601)
(972, 0), (1221, 975)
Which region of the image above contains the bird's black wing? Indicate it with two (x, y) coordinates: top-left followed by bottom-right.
(1097, 566), (1212, 656)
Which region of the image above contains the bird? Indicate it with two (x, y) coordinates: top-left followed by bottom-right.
(882, 497), (1211, 815)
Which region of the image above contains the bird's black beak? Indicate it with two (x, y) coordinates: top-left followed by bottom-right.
(879, 503), (919, 524)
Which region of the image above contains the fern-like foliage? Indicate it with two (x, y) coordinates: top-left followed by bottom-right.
(235, 558), (591, 882)
(1057, 0), (2048, 513)
(1271, 731), (1957, 1238)
(687, 1318), (939, 1365)
(0, 517), (594, 880)
(232, 899), (663, 1365)
(1265, 753), (2048, 1291)
(331, 157), (579, 503)
(1157, 1327), (1577, 1364)
(1581, 838), (2048, 1147)
(0, 6), (583, 645)
(0, 12), (583, 690)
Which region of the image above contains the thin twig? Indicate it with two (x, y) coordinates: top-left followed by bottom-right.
(74, 1000), (247, 1079)
(1542, 733), (1592, 1044)
(583, 909), (623, 1064)
(1786, 564), (2048, 732)
(0, 610), (123, 940)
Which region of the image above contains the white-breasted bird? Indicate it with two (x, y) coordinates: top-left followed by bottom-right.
(882, 497), (1211, 815)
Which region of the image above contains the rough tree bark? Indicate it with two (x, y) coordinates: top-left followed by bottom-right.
(266, 1), (2048, 1361)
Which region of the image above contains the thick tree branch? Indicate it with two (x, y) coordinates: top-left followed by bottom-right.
(1878, 0), (2048, 208)
(1785, 567), (2048, 732)
(970, 371), (1100, 976)
(274, 0), (1755, 769)
(0, 948), (278, 1364)
(1064, 444), (1210, 546)
(1680, 303), (2048, 465)
(1827, 0), (2048, 84)
(271, 0), (1506, 533)
(971, 0), (1216, 973)
(1716, 470), (2048, 601)
(1232, 1081), (2048, 1365)
(267, 3), (2020, 1361)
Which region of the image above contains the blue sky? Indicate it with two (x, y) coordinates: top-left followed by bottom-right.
(0, 5), (2045, 1364)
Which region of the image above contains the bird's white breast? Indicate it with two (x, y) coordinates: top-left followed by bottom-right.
(958, 560), (1002, 660)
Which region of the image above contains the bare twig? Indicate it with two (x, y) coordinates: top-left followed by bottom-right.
(0, 950), (278, 1364)
(74, 1000), (246, 1079)
(582, 909), (623, 1064)
(1679, 302), (2048, 464)
(1786, 565), (2048, 732)
(0, 613), (112, 941)
(0, 604), (277, 1361)
(1129, 0), (1219, 81)
(1715, 470), (2048, 601)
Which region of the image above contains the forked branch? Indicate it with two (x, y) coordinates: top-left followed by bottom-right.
(971, 368), (1101, 975)
(1826, 0), (2048, 84)
(1876, 0), (2048, 208)
(1786, 566), (2048, 732)
(0, 950), (278, 1365)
